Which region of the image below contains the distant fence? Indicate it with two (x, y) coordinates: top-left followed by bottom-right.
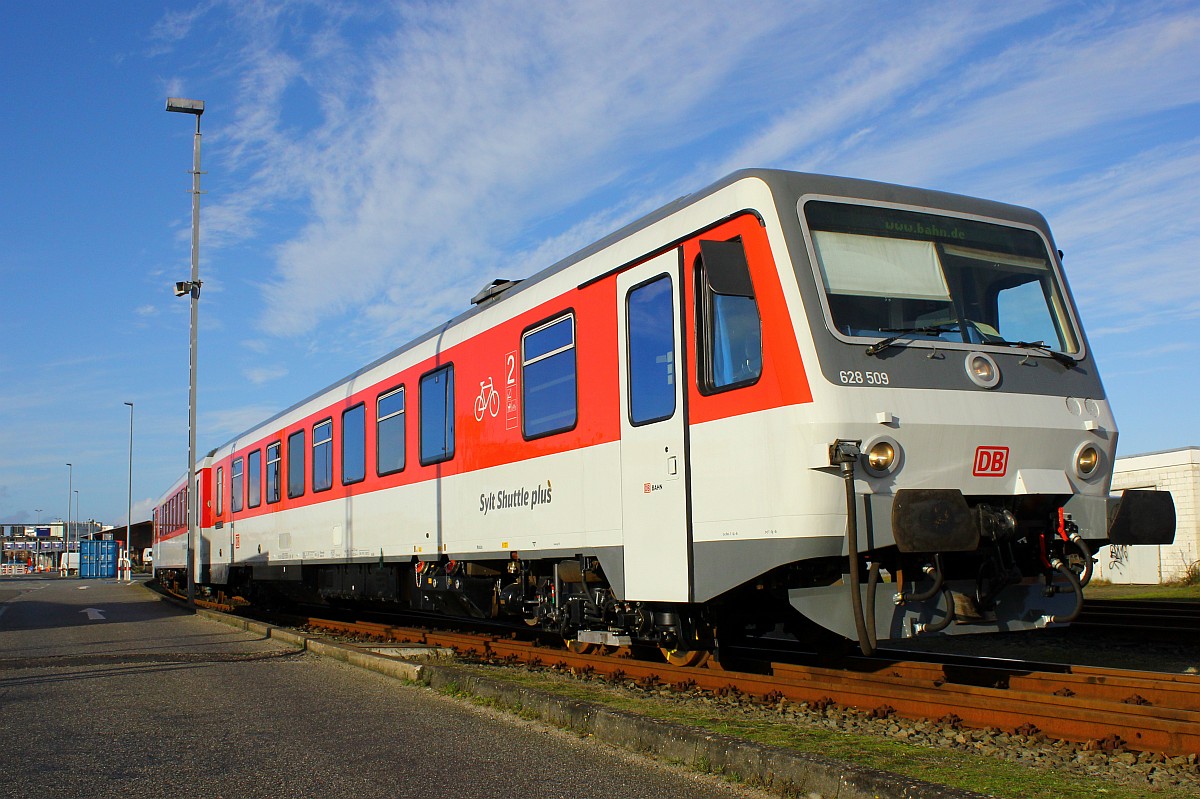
(1, 562), (30, 575)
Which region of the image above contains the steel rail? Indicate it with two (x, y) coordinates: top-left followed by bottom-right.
(297, 615), (1200, 756)
(1075, 599), (1200, 635)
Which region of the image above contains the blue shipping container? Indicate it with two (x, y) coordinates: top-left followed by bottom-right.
(79, 539), (118, 579)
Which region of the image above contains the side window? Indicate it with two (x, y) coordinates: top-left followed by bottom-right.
(247, 449), (261, 508)
(313, 419), (333, 493)
(216, 466), (224, 516)
(696, 239), (762, 393)
(522, 314), (577, 439)
(420, 365), (455, 465)
(266, 442), (281, 504)
(342, 404), (366, 485)
(231, 457), (244, 513)
(287, 429), (305, 499)
(377, 386), (406, 476)
(626, 275), (676, 425)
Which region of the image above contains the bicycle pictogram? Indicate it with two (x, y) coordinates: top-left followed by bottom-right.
(474, 377), (500, 421)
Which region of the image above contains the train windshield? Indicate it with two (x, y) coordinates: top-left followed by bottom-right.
(803, 201), (1079, 354)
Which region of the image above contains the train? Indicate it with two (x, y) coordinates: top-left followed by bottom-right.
(153, 169), (1175, 660)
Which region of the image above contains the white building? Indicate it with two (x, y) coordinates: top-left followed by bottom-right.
(1095, 447), (1199, 584)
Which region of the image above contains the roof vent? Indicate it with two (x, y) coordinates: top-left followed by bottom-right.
(471, 278), (521, 306)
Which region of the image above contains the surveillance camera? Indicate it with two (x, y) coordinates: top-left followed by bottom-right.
(174, 282), (189, 297)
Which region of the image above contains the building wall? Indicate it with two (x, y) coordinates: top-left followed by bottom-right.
(1097, 447), (1200, 584)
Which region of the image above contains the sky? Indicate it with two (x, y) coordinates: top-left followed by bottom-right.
(0, 0), (1197, 528)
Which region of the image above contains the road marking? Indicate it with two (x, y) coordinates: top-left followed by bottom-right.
(0, 606), (8, 620)
(81, 608), (106, 621)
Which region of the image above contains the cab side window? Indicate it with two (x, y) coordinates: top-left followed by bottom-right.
(696, 239), (762, 393)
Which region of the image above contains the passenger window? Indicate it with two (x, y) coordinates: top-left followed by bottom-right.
(313, 419), (333, 492)
(287, 430), (305, 499)
(696, 239), (762, 392)
(247, 449), (261, 508)
(626, 275), (676, 425)
(522, 314), (576, 438)
(342, 405), (366, 485)
(216, 466), (224, 516)
(266, 442), (281, 504)
(231, 458), (244, 513)
(377, 386), (406, 475)
(420, 365), (455, 465)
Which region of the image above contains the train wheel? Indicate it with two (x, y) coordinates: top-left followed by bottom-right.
(566, 639), (598, 655)
(660, 646), (710, 668)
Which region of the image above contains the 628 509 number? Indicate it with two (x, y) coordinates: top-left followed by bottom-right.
(839, 370), (890, 385)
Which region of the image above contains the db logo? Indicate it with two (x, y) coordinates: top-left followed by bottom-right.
(644, 483), (652, 494)
(973, 446), (1009, 477)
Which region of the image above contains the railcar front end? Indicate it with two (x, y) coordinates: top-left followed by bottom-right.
(767, 179), (1175, 654)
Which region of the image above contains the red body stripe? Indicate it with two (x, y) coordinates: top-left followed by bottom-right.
(169, 213), (812, 529)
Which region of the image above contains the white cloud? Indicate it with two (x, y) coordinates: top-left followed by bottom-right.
(159, 0), (1199, 360)
(193, 2), (797, 342)
(113, 497), (158, 526)
(203, 404), (281, 438)
(243, 365), (287, 385)
(710, 3), (1055, 179)
(828, 10), (1200, 188)
(1033, 139), (1200, 334)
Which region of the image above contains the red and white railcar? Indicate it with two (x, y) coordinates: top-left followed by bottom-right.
(157, 170), (1173, 658)
(151, 474), (188, 573)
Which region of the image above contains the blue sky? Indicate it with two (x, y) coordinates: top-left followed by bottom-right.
(1, 1), (1197, 527)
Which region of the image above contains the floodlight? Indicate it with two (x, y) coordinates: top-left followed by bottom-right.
(165, 97), (205, 115)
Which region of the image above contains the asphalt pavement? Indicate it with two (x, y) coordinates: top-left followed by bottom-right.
(0, 575), (766, 799)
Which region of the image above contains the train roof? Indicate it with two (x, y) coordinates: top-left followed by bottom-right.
(206, 168), (1045, 455)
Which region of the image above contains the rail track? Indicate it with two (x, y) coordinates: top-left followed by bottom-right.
(161, 582), (1200, 757)
(274, 611), (1200, 757)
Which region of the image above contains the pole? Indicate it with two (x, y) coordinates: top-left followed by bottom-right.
(166, 97), (204, 609)
(125, 401), (134, 577)
(186, 113), (201, 608)
(66, 463), (72, 571)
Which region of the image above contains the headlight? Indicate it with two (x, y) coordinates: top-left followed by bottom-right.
(965, 352), (1000, 389)
(863, 436), (901, 476)
(868, 441), (895, 471)
(1075, 444), (1101, 478)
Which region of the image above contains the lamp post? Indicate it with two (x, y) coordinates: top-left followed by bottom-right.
(124, 401), (134, 572)
(66, 463), (72, 560)
(166, 96), (204, 608)
(34, 509), (42, 571)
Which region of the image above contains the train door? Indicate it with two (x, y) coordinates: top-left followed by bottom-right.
(617, 249), (692, 602)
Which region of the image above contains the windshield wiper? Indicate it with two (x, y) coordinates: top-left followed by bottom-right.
(988, 339), (1078, 369)
(865, 324), (960, 357)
